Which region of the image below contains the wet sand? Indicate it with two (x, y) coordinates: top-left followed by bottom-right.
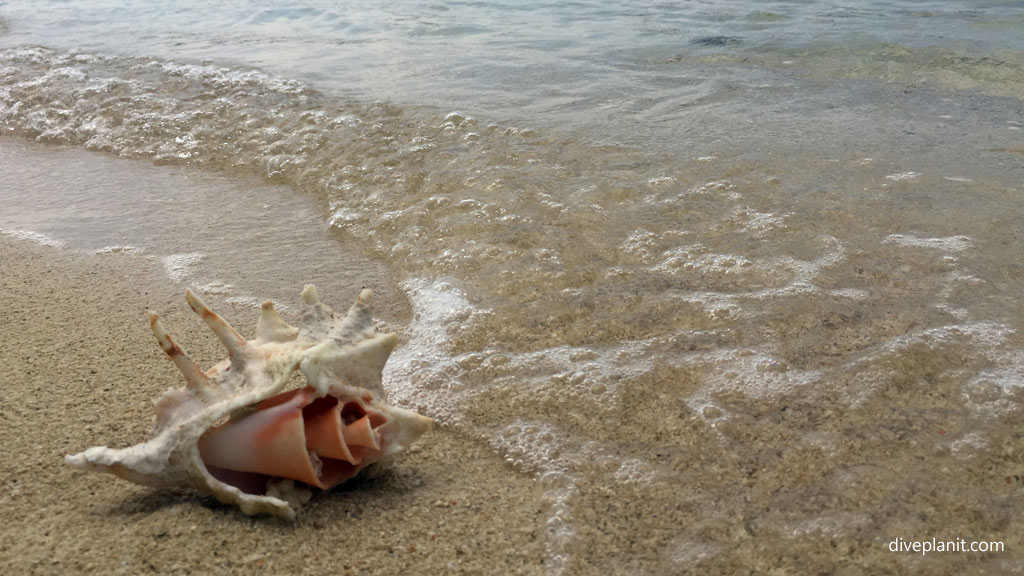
(0, 236), (550, 575)
(4, 227), (1024, 575)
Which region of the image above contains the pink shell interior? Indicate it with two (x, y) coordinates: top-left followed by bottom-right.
(198, 387), (387, 494)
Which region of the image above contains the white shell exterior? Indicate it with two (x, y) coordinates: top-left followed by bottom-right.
(65, 285), (432, 519)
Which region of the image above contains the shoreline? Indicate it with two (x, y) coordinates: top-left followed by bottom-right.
(0, 236), (550, 575)
(1, 21), (1023, 571)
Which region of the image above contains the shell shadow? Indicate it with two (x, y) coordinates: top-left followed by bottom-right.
(309, 467), (417, 510)
(102, 488), (209, 517)
(101, 467), (418, 521)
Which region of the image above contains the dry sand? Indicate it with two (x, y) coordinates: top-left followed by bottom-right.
(0, 236), (550, 575)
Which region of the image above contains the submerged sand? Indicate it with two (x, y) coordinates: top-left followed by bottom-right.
(4, 231), (1024, 575)
(2, 136), (1024, 573)
(0, 236), (550, 575)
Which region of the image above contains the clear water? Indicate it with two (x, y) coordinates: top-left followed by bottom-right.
(1, 1), (1023, 573)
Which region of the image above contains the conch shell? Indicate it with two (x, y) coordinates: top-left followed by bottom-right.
(65, 285), (432, 519)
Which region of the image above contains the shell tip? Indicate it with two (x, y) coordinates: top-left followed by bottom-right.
(257, 299), (299, 343)
(357, 288), (373, 304)
(301, 284), (319, 305)
(185, 288), (204, 313)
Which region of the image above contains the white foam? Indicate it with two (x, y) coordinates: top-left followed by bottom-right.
(0, 228), (65, 248)
(885, 171), (921, 181)
(732, 206), (789, 236)
(329, 114), (362, 127)
(196, 281), (235, 295)
(327, 207), (362, 228)
(672, 235), (849, 314)
(618, 230), (659, 262)
(390, 276), (672, 574)
(788, 512), (869, 538)
(442, 111), (472, 128)
(406, 136), (434, 153)
(670, 540), (720, 564)
(388, 277), (657, 406)
(161, 252), (203, 283)
(962, 344), (1024, 418)
(646, 176), (676, 186)
(882, 234), (972, 252)
(153, 61), (305, 95)
(689, 180), (734, 195)
(501, 340), (658, 403)
(684, 349), (822, 418)
(94, 245), (143, 255)
(838, 322), (1015, 407)
(224, 295), (263, 308)
(384, 276), (480, 413)
(934, 270), (984, 320)
(490, 417), (664, 575)
(950, 432), (987, 457)
(828, 287), (870, 300)
(614, 458), (657, 484)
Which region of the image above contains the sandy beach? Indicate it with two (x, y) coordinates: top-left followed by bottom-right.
(6, 228), (1024, 576)
(2, 2), (1024, 573)
(0, 236), (550, 575)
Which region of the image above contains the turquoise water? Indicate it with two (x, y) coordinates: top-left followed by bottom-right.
(1, 1), (1023, 573)
(1, 0), (1022, 154)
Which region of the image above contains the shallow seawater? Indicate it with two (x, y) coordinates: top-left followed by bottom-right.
(1, 1), (1023, 573)
(0, 139), (403, 314)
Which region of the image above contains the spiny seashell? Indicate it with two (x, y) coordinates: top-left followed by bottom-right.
(65, 285), (432, 519)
